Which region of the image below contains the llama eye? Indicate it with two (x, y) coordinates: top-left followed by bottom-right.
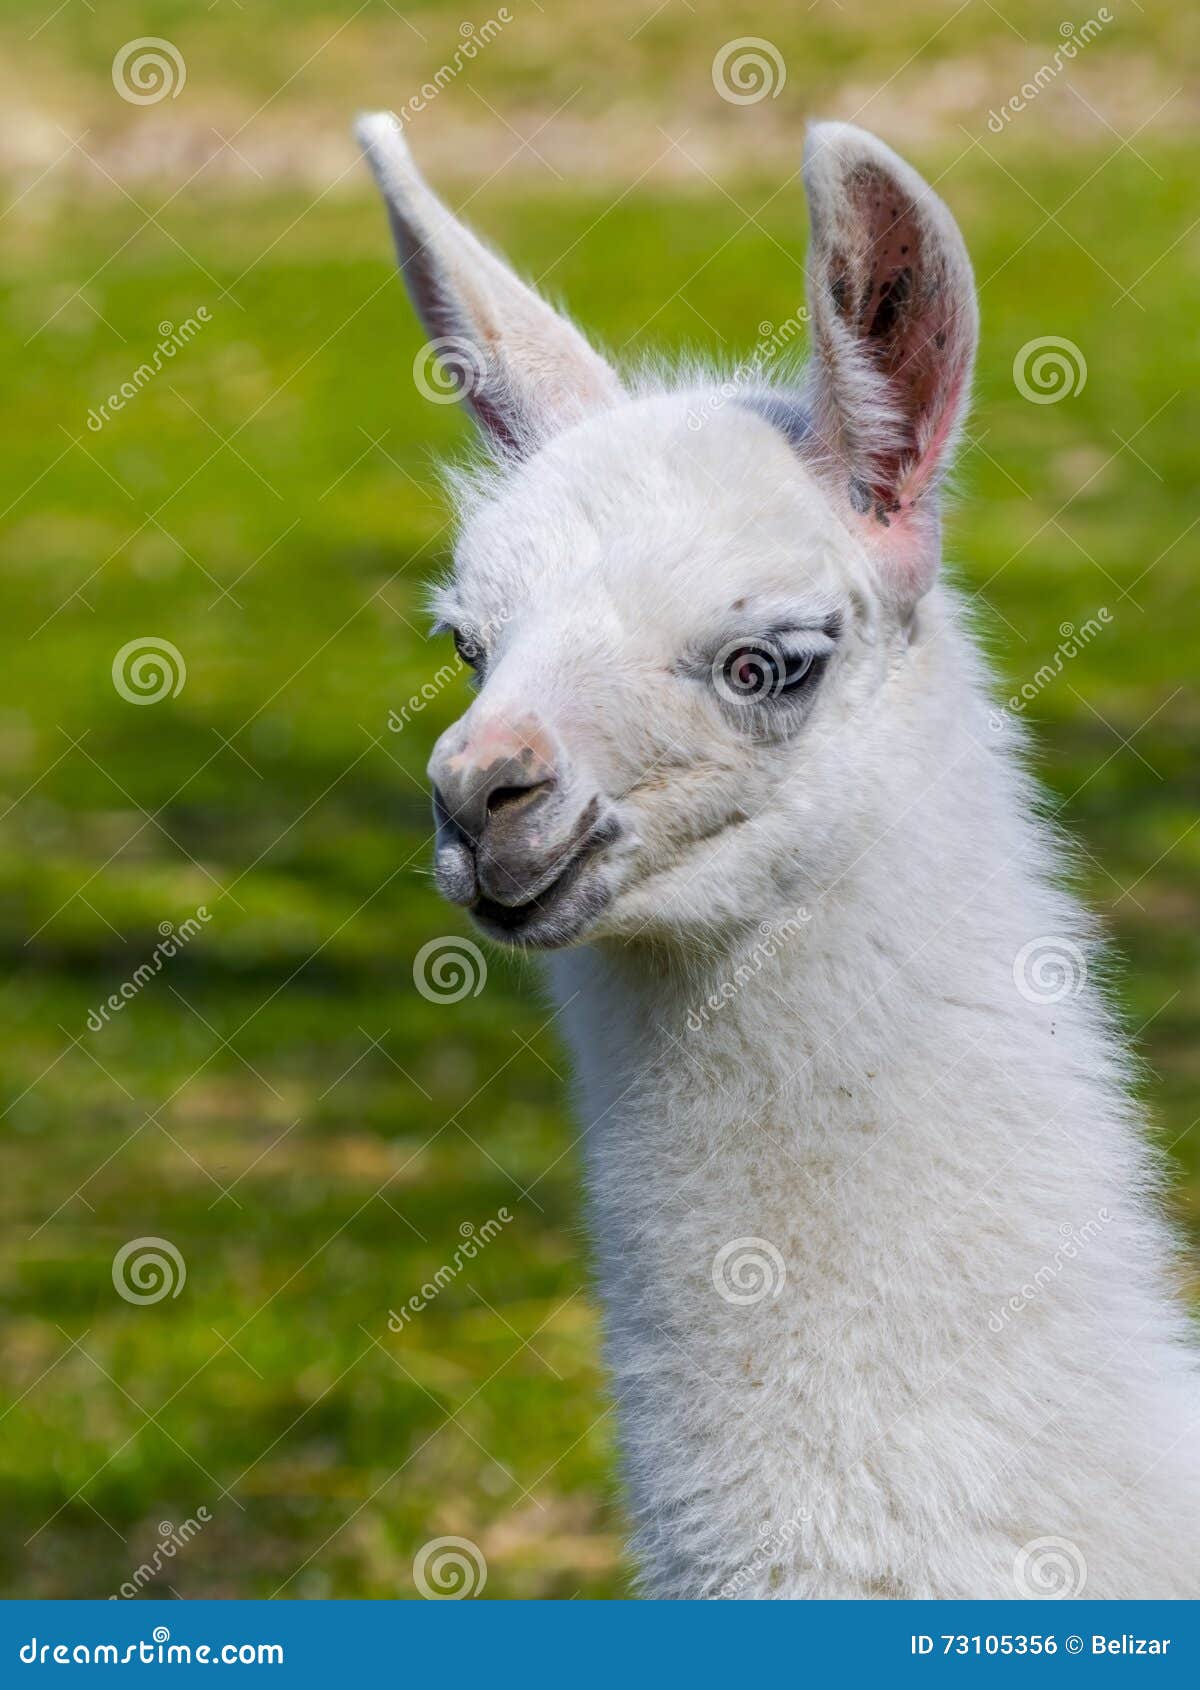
(451, 627), (483, 670)
(717, 642), (823, 705)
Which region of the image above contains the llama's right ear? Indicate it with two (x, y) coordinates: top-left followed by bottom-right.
(802, 122), (978, 601)
(356, 113), (623, 458)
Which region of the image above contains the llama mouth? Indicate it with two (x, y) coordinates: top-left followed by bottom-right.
(469, 830), (613, 948)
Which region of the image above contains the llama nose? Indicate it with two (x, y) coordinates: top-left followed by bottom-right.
(431, 732), (557, 847)
(429, 714), (565, 908)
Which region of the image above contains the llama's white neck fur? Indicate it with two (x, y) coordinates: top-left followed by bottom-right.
(552, 596), (1199, 1600)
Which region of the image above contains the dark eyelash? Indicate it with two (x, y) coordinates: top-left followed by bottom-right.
(775, 648), (828, 694)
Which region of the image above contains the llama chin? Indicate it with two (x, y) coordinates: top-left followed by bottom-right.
(358, 109), (1200, 1600)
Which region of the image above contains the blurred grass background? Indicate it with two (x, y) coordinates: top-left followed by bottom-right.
(0, 0), (1196, 1598)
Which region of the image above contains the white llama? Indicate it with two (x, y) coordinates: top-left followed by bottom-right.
(357, 111), (1199, 1599)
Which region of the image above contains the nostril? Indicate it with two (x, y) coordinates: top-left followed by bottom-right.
(486, 778), (553, 820)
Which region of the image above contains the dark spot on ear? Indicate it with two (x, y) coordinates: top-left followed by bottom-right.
(935, 330), (947, 350)
(873, 500), (891, 527)
(868, 266), (911, 340)
(731, 596), (746, 612)
(900, 244), (909, 255)
(848, 477), (873, 514)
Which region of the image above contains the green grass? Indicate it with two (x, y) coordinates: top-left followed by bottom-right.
(1, 0), (1197, 1599)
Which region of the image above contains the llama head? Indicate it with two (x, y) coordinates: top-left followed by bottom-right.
(358, 114), (978, 951)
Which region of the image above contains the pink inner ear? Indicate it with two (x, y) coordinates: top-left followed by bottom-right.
(834, 166), (966, 523)
(897, 361), (967, 506)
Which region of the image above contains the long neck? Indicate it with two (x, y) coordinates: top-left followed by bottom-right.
(546, 619), (1198, 1600)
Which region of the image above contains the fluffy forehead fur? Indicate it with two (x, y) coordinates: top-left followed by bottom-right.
(437, 393), (867, 648)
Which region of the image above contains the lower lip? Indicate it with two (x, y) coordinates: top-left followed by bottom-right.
(471, 842), (604, 944)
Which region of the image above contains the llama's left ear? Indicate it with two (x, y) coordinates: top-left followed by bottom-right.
(802, 122), (978, 600)
(356, 112), (623, 458)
